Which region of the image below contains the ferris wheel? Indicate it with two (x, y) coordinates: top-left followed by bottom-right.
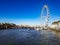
(40, 5), (50, 28)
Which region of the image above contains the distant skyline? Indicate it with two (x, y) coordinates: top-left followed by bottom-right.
(0, 0), (60, 25)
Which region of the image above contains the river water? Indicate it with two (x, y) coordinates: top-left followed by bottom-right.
(0, 29), (60, 45)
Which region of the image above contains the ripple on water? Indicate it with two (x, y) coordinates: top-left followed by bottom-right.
(0, 29), (60, 45)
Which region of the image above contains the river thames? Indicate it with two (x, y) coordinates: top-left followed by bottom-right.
(0, 29), (60, 45)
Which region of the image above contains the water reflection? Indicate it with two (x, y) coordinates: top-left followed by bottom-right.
(0, 29), (60, 45)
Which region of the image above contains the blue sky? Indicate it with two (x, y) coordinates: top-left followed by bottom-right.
(0, 0), (60, 25)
